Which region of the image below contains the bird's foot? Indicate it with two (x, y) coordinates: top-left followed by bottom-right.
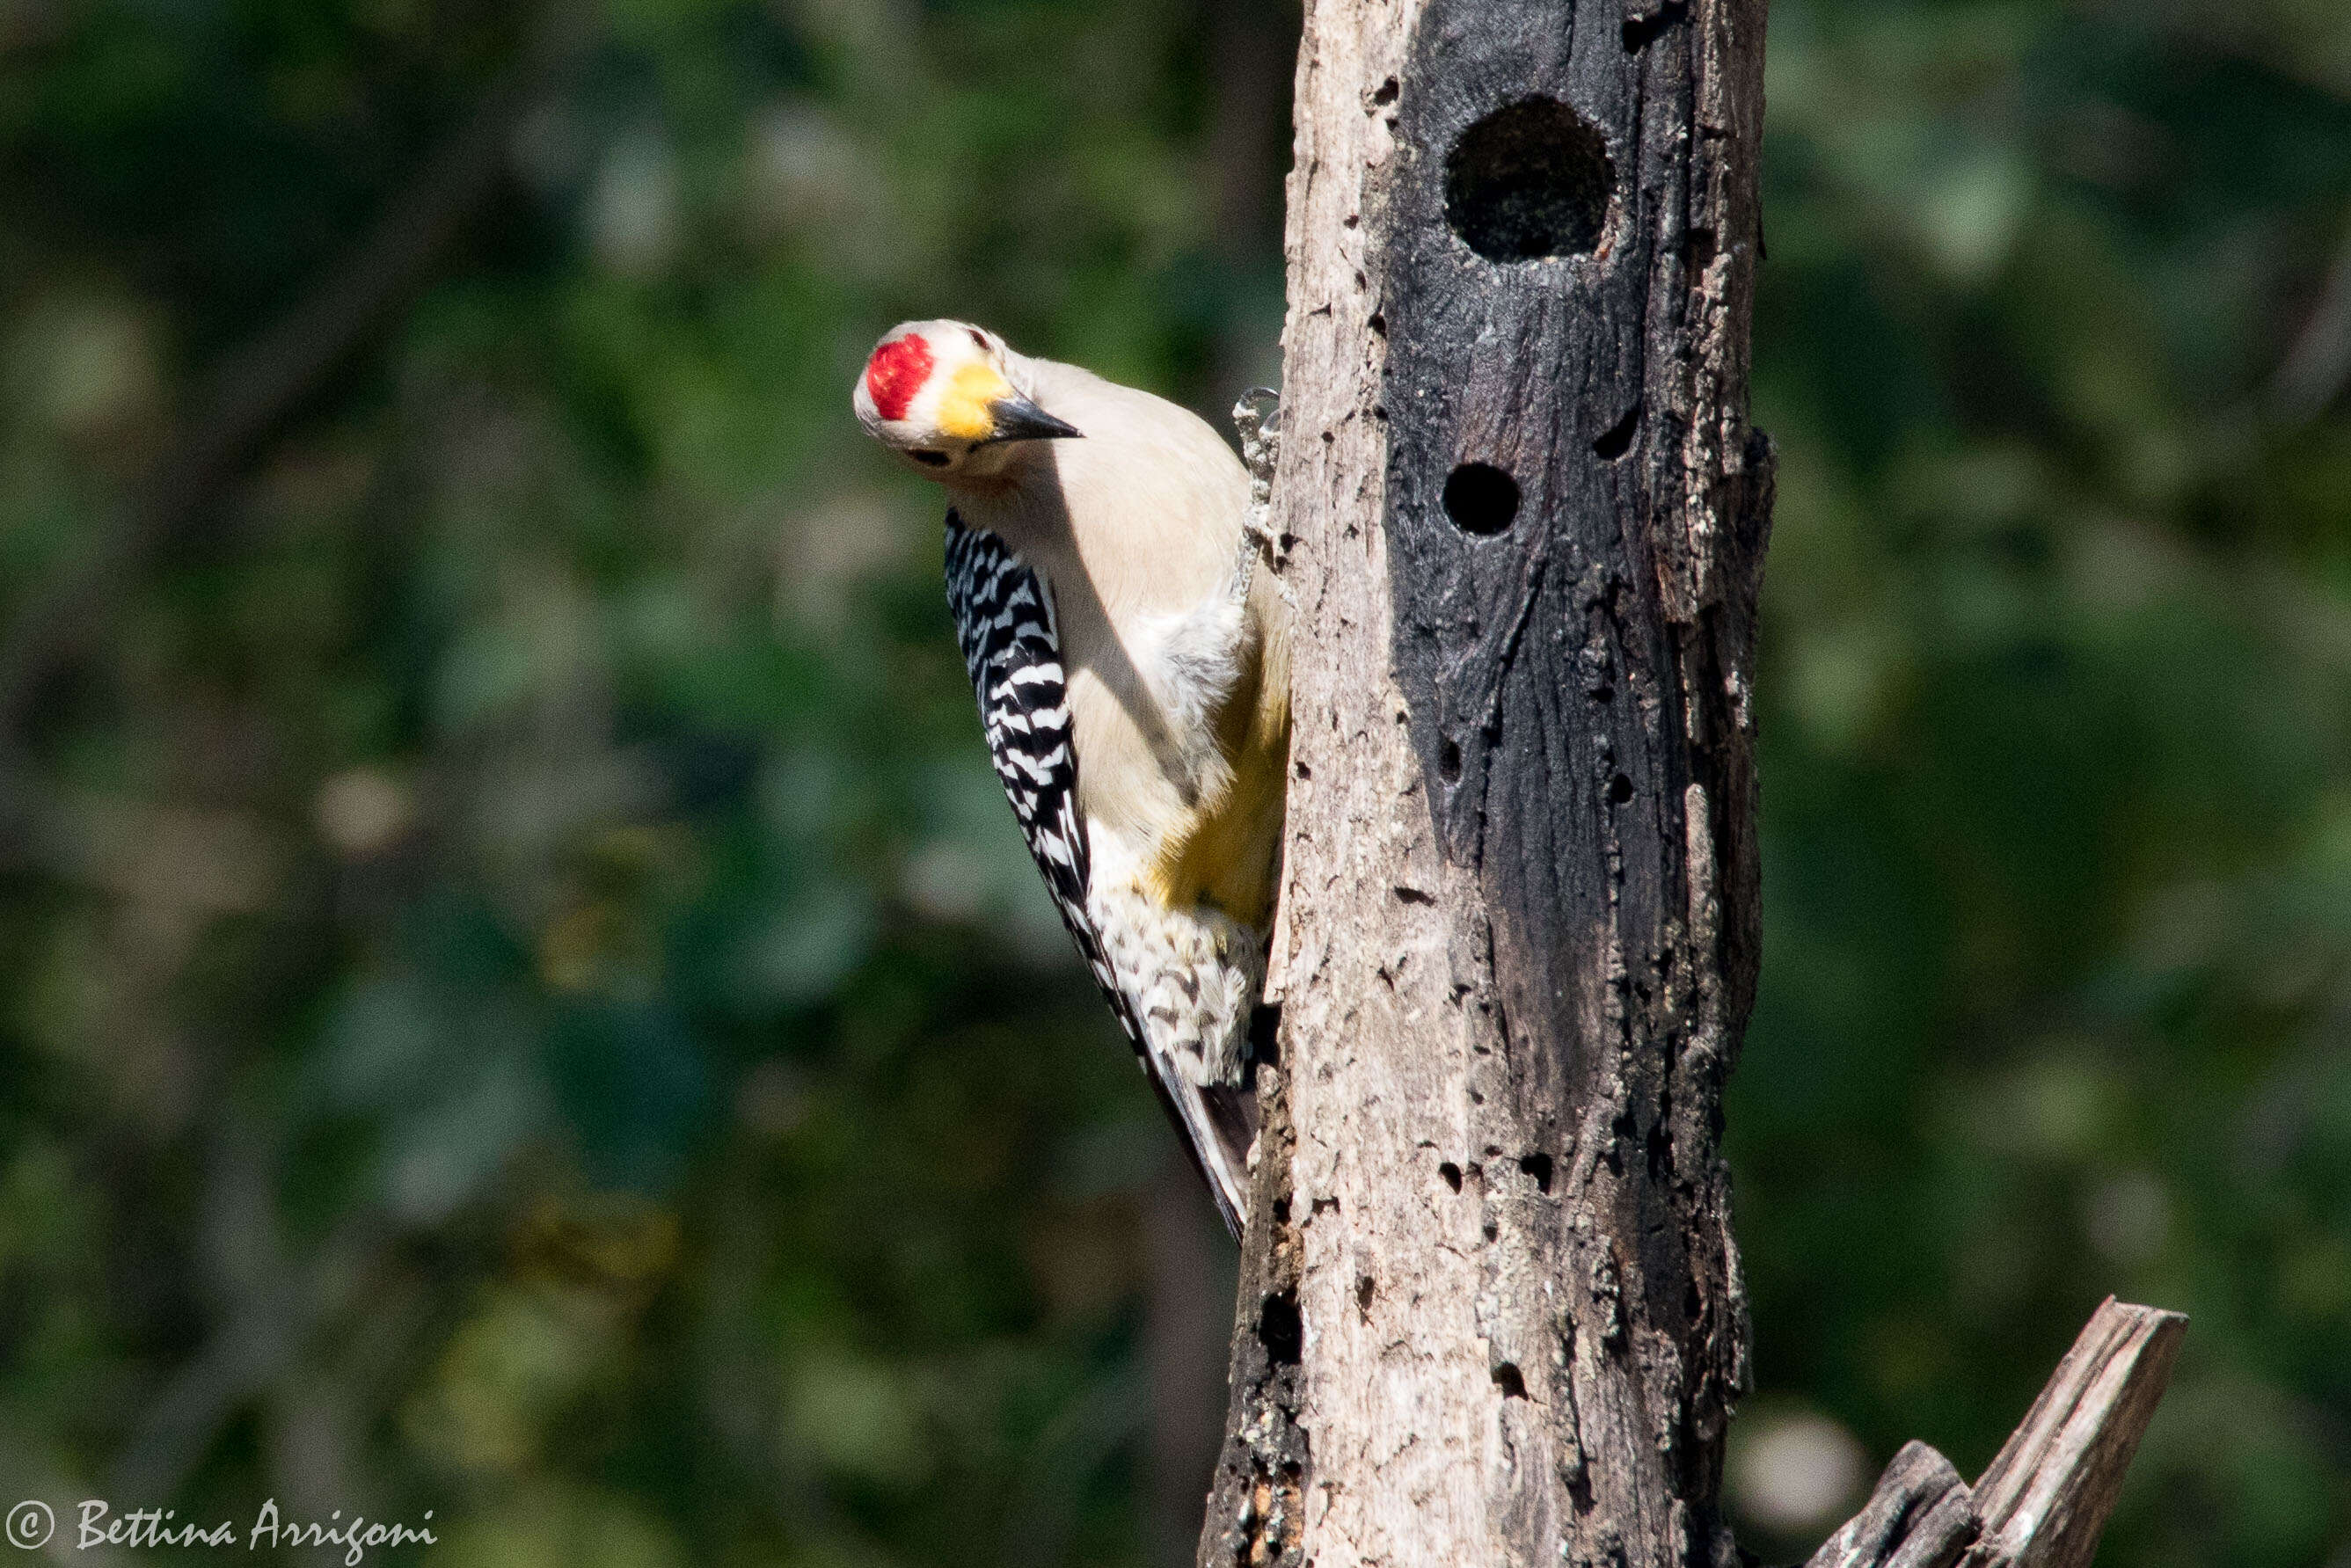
(1230, 386), (1291, 599)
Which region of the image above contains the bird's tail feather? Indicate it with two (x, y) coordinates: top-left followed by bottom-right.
(1146, 1068), (1256, 1241)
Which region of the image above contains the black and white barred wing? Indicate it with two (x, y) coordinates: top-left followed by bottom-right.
(942, 513), (1254, 1239)
(942, 514), (1135, 1037)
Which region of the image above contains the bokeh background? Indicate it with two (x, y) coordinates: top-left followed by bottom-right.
(1, 0), (2347, 1564)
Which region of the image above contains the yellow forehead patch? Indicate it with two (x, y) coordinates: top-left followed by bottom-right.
(936, 362), (1011, 441)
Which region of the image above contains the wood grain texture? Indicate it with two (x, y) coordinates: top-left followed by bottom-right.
(1807, 1441), (1978, 1568)
(1963, 1299), (2187, 1568)
(1198, 0), (1772, 1562)
(1810, 1300), (2187, 1568)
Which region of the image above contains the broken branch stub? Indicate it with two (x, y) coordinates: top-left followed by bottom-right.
(1807, 1300), (2187, 1568)
(1964, 1298), (2187, 1568)
(1806, 1441), (1975, 1568)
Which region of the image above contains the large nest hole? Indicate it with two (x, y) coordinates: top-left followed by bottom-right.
(1442, 462), (1521, 536)
(1444, 98), (1613, 262)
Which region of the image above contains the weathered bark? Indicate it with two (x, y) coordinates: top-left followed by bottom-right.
(1961, 1300), (2187, 1568)
(1200, 0), (1771, 1563)
(1195, 4), (2196, 1564)
(1808, 1299), (2187, 1568)
(1807, 1443), (1978, 1568)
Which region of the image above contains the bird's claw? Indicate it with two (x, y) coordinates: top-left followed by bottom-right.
(1230, 388), (1289, 594)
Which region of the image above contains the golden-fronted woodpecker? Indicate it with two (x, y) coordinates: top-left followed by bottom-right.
(853, 319), (1288, 1237)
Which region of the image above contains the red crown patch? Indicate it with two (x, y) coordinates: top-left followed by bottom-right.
(865, 335), (935, 423)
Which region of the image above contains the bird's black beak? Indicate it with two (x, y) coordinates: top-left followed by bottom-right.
(983, 393), (1084, 444)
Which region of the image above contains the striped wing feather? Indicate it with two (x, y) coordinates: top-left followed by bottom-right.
(942, 513), (1252, 1236)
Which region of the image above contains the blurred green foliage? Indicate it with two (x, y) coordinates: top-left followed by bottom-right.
(0, 1), (2344, 1566)
(1740, 2), (2351, 1561)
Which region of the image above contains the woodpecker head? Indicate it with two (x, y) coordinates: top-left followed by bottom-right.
(854, 320), (1083, 481)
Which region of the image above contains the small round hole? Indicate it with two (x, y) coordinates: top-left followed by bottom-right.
(1443, 463), (1520, 536)
(1444, 98), (1613, 263)
(1257, 1291), (1303, 1366)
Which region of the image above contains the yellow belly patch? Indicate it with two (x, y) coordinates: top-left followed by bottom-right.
(1143, 645), (1290, 927)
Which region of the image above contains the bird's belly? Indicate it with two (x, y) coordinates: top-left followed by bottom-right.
(1145, 609), (1289, 929)
(1143, 744), (1283, 925)
(1055, 573), (1289, 930)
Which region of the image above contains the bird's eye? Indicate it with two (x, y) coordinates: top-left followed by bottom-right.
(910, 449), (951, 468)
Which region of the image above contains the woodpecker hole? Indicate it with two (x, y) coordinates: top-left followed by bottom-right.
(1493, 1362), (1529, 1398)
(1683, 225), (1719, 275)
(1610, 773), (1634, 805)
(1518, 1152), (1554, 1192)
(1439, 736), (1464, 784)
(1258, 1290), (1303, 1366)
(1444, 98), (1613, 262)
(1356, 1274), (1376, 1318)
(1594, 404), (1641, 460)
(1443, 463), (1520, 536)
(1248, 1004), (1281, 1068)
(1439, 1161), (1464, 1193)
(1622, 1), (1688, 52)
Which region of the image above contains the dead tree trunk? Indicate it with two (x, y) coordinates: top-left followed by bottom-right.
(1199, 4), (2194, 1566)
(1200, 0), (1771, 1564)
